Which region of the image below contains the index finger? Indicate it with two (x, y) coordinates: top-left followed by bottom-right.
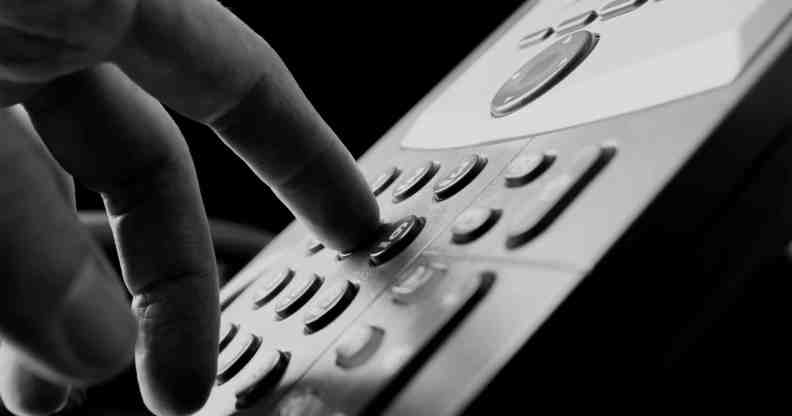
(115, 0), (380, 251)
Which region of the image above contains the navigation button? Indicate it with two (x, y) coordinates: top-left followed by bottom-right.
(491, 31), (598, 117)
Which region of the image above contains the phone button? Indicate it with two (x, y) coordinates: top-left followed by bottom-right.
(599, 0), (647, 21)
(219, 321), (239, 353)
(252, 268), (295, 308)
(506, 145), (615, 248)
(335, 325), (385, 369)
(391, 263), (447, 303)
(433, 154), (487, 201)
(305, 238), (324, 256)
(491, 30), (598, 118)
(451, 208), (500, 244)
(274, 274), (324, 319)
(217, 333), (261, 385)
(392, 162), (440, 203)
(504, 152), (555, 187)
(369, 216), (425, 266)
(555, 10), (597, 36)
(370, 167), (401, 197)
(519, 27), (554, 49)
(234, 350), (290, 409)
(303, 280), (359, 333)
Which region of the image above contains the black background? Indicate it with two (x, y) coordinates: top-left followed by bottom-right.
(76, 1), (525, 233)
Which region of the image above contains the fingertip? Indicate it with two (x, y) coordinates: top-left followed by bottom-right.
(133, 275), (218, 416)
(0, 347), (70, 416)
(58, 259), (137, 383)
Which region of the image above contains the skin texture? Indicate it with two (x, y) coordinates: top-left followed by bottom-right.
(0, 1), (380, 415)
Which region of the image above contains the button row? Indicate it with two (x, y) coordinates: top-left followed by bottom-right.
(248, 268), (360, 333)
(518, 0), (650, 50)
(214, 325), (291, 409)
(447, 145), (615, 247)
(369, 155), (488, 204)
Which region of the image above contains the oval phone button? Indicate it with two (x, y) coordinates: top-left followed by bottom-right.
(491, 30), (598, 118)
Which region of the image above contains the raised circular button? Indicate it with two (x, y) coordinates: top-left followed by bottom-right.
(274, 273), (323, 319)
(217, 333), (261, 385)
(369, 215), (425, 266)
(370, 167), (401, 196)
(219, 321), (239, 353)
(335, 325), (385, 369)
(392, 162), (440, 203)
(252, 268), (295, 309)
(234, 349), (290, 409)
(451, 207), (500, 244)
(305, 238), (324, 256)
(504, 152), (554, 187)
(433, 154), (487, 201)
(491, 30), (598, 118)
(391, 263), (447, 303)
(303, 280), (358, 333)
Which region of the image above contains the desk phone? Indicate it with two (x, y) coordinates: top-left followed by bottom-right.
(200, 1), (792, 413)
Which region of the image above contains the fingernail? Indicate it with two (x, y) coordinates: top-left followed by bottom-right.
(61, 259), (136, 380)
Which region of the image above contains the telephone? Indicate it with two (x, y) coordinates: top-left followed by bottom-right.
(200, 0), (792, 414)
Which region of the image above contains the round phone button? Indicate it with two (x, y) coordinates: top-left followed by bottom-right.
(369, 216), (425, 266)
(252, 268), (295, 308)
(335, 325), (385, 369)
(370, 167), (401, 196)
(392, 162), (440, 203)
(433, 154), (487, 201)
(303, 280), (358, 333)
(504, 152), (554, 187)
(274, 273), (323, 319)
(451, 207), (500, 244)
(217, 333), (261, 385)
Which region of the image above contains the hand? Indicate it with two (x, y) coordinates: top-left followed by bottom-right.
(0, 1), (380, 415)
